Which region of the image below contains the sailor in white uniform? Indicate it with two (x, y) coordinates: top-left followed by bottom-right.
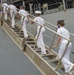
(2, 3), (8, 20)
(8, 4), (17, 28)
(53, 20), (74, 74)
(17, 6), (29, 38)
(30, 11), (46, 54)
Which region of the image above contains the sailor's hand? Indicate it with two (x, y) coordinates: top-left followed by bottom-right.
(53, 45), (57, 49)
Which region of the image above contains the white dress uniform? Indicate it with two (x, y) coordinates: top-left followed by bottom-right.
(8, 5), (17, 28)
(33, 16), (46, 54)
(19, 9), (29, 38)
(2, 3), (8, 20)
(57, 27), (74, 73)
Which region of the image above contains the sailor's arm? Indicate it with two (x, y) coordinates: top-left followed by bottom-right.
(53, 35), (61, 49)
(29, 18), (35, 24)
(16, 13), (21, 20)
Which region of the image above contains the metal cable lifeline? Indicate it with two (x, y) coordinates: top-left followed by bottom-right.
(1, 4), (74, 75)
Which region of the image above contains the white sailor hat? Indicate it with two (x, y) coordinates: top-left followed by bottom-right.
(35, 11), (41, 14)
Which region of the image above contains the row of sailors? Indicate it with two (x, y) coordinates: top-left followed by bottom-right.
(1, 3), (46, 54)
(1, 3), (74, 74)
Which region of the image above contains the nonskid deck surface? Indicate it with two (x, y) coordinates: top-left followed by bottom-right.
(1, 16), (74, 75)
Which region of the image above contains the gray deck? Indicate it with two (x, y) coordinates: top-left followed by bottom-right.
(0, 27), (42, 75)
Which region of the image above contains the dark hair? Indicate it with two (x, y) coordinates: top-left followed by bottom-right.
(57, 20), (65, 26)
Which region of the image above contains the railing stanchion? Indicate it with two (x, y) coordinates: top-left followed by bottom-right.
(34, 26), (42, 50)
(55, 41), (70, 71)
(50, 28), (57, 49)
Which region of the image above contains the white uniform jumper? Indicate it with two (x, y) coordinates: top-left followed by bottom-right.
(57, 27), (74, 73)
(33, 17), (46, 54)
(8, 5), (17, 28)
(2, 3), (8, 20)
(19, 9), (29, 38)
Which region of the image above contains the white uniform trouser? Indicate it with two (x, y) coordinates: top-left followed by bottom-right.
(22, 18), (28, 38)
(3, 7), (7, 20)
(58, 40), (73, 73)
(10, 10), (15, 28)
(36, 26), (46, 54)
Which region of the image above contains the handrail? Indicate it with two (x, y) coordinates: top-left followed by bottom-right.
(1, 4), (74, 39)
(29, 18), (70, 42)
(8, 8), (70, 41)
(1, 4), (72, 48)
(29, 13), (74, 38)
(1, 4), (74, 72)
(1, 5), (70, 42)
